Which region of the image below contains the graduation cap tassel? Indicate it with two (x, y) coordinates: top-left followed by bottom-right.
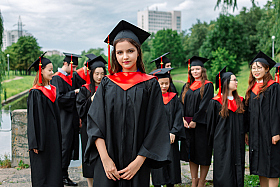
(160, 56), (163, 69)
(70, 54), (73, 78)
(187, 59), (190, 83)
(107, 35), (112, 74)
(278, 69), (279, 84)
(218, 72), (221, 97)
(39, 57), (42, 84)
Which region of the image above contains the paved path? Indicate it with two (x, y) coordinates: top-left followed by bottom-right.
(0, 151), (250, 186)
(1, 77), (23, 84)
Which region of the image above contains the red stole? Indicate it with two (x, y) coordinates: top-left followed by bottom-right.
(106, 72), (156, 91)
(190, 80), (212, 91)
(162, 92), (177, 105)
(82, 84), (99, 92)
(30, 84), (56, 103)
(213, 95), (244, 112)
(53, 72), (72, 86)
(252, 80), (275, 95)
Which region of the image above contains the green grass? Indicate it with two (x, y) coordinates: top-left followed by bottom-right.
(1, 76), (34, 101)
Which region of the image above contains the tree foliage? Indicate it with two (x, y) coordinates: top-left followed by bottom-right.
(0, 11), (5, 95)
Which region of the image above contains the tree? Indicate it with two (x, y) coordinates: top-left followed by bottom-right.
(199, 13), (249, 81)
(80, 48), (106, 69)
(4, 36), (42, 75)
(151, 29), (185, 69)
(0, 11), (5, 91)
(215, 0), (255, 11)
(45, 54), (64, 73)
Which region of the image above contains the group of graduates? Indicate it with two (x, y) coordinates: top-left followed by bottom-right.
(26, 19), (280, 187)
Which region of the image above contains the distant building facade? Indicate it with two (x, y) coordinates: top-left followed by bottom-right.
(45, 50), (62, 56)
(137, 9), (181, 33)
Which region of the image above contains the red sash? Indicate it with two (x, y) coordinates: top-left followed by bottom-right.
(252, 80), (275, 95)
(162, 92), (177, 105)
(30, 84), (56, 103)
(190, 80), (212, 91)
(53, 72), (72, 86)
(213, 95), (244, 112)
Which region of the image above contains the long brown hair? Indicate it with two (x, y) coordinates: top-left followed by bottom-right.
(33, 66), (50, 86)
(110, 38), (145, 74)
(220, 78), (245, 118)
(245, 62), (272, 106)
(181, 67), (208, 103)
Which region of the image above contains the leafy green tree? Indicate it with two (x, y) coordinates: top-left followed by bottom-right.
(45, 54), (64, 73)
(151, 29), (185, 69)
(0, 11), (6, 94)
(199, 13), (249, 80)
(210, 47), (237, 81)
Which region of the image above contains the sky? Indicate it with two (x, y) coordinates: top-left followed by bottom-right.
(1, 0), (268, 55)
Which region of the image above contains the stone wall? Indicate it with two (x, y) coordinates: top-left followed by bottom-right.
(11, 109), (29, 167)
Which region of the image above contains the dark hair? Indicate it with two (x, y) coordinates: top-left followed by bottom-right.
(245, 62), (272, 106)
(89, 66), (107, 97)
(220, 77), (244, 118)
(181, 67), (208, 103)
(110, 38), (145, 74)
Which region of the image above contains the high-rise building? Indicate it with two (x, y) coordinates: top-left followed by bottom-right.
(137, 9), (181, 33)
(2, 16), (33, 51)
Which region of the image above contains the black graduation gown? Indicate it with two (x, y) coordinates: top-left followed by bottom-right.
(84, 73), (171, 187)
(180, 81), (214, 165)
(76, 85), (94, 178)
(151, 93), (185, 185)
(51, 74), (79, 168)
(27, 88), (63, 187)
(247, 81), (280, 178)
(207, 97), (245, 187)
(73, 69), (86, 89)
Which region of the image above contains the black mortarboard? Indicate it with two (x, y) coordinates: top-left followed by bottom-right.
(249, 51), (276, 70)
(215, 66), (233, 94)
(189, 56), (209, 67)
(150, 52), (171, 69)
(274, 63), (280, 74)
(87, 55), (107, 70)
(28, 52), (51, 72)
(85, 54), (97, 63)
(104, 20), (150, 46)
(63, 52), (82, 66)
(149, 68), (173, 79)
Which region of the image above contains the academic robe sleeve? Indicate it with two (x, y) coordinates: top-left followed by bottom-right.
(192, 83), (214, 124)
(51, 75), (76, 112)
(27, 89), (46, 151)
(269, 84), (280, 136)
(137, 79), (171, 169)
(170, 96), (186, 140)
(206, 99), (219, 147)
(76, 87), (91, 123)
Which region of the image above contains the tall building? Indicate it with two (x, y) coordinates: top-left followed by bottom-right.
(137, 9), (181, 33)
(2, 16), (33, 51)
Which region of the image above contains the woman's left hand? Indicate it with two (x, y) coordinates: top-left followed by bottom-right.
(272, 135), (280, 145)
(189, 121), (196, 129)
(170, 133), (175, 144)
(118, 155), (146, 180)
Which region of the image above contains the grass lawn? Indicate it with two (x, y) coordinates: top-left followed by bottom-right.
(1, 75), (34, 101)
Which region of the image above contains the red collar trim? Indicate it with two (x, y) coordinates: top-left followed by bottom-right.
(106, 72), (156, 91)
(53, 72), (72, 86)
(77, 68), (86, 81)
(95, 86), (98, 91)
(252, 80), (275, 95)
(213, 95), (244, 112)
(162, 92), (177, 105)
(190, 80), (212, 91)
(82, 84), (91, 92)
(30, 84), (56, 103)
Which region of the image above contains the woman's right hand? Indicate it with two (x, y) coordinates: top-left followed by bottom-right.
(101, 156), (120, 181)
(183, 117), (189, 128)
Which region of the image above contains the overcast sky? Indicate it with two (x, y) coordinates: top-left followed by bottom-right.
(1, 0), (268, 54)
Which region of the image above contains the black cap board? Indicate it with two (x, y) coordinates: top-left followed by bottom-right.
(87, 55), (107, 70)
(28, 52), (51, 72)
(150, 52), (171, 69)
(189, 56), (209, 67)
(63, 52), (82, 66)
(104, 20), (150, 46)
(149, 68), (173, 79)
(215, 66), (233, 91)
(249, 51), (276, 70)
(85, 54), (97, 63)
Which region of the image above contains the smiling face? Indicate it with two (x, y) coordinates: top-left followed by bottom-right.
(251, 61), (268, 81)
(93, 67), (105, 85)
(41, 63), (54, 82)
(115, 40), (138, 72)
(158, 77), (170, 94)
(190, 65), (202, 80)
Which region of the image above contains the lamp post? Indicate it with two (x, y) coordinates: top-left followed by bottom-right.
(7, 54), (10, 78)
(272, 35), (275, 59)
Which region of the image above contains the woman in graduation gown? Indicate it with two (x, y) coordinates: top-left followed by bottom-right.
(245, 51), (280, 187)
(84, 20), (171, 187)
(149, 68), (186, 187)
(207, 66), (246, 187)
(27, 53), (63, 187)
(180, 56), (214, 187)
(76, 55), (106, 187)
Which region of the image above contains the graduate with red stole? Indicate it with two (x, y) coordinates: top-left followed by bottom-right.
(149, 68), (185, 187)
(76, 55), (107, 187)
(27, 52), (63, 187)
(207, 66), (246, 187)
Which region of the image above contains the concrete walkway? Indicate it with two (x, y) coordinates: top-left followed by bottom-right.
(0, 152), (250, 186)
(1, 77), (23, 84)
